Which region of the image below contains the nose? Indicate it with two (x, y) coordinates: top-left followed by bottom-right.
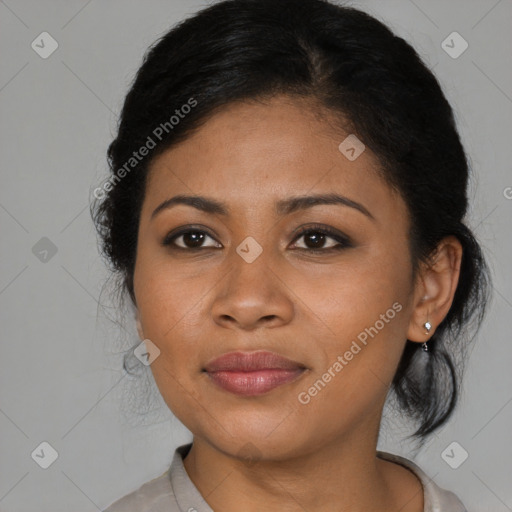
(211, 250), (294, 331)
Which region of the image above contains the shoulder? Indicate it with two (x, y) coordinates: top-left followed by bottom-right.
(102, 469), (178, 512)
(103, 443), (207, 512)
(377, 451), (467, 512)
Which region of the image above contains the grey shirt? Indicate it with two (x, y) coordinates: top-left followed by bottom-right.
(103, 443), (467, 512)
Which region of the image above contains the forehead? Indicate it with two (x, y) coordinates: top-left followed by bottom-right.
(143, 96), (405, 224)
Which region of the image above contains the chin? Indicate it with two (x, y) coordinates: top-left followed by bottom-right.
(191, 411), (317, 462)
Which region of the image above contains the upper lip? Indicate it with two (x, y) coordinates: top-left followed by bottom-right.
(204, 351), (306, 372)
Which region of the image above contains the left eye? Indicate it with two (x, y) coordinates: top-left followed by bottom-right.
(290, 228), (351, 251)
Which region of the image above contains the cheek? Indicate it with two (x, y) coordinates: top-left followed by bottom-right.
(289, 241), (412, 331)
(291, 244), (413, 396)
(134, 253), (205, 339)
(133, 259), (214, 412)
(133, 267), (204, 415)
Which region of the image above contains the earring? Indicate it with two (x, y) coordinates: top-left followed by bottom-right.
(422, 320), (432, 352)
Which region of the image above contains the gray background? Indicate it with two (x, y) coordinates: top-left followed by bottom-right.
(0, 0), (511, 510)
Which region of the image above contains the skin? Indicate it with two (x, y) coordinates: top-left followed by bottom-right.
(132, 95), (463, 512)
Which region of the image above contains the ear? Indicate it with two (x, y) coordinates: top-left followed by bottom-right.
(135, 310), (145, 340)
(407, 236), (463, 343)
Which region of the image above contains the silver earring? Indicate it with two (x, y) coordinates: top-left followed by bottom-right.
(422, 321), (432, 352)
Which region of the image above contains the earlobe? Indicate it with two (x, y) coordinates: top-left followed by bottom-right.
(422, 318), (432, 351)
(407, 236), (463, 344)
(407, 298), (435, 343)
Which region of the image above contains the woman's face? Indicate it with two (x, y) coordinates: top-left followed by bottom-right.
(133, 96), (420, 460)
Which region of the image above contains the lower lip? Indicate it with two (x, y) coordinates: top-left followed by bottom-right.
(206, 369), (305, 396)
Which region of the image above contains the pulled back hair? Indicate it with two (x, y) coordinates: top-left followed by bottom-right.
(91, 0), (491, 440)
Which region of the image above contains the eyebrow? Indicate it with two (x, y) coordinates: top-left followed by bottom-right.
(151, 193), (375, 221)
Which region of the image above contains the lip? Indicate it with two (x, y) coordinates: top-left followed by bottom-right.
(203, 351), (307, 396)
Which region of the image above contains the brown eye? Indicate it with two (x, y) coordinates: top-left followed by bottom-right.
(163, 228), (222, 250)
(162, 224), (352, 253)
(290, 225), (353, 252)
(295, 231), (336, 250)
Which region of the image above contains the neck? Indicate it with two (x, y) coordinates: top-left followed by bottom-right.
(182, 424), (423, 511)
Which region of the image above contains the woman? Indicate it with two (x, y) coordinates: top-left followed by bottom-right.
(92, 0), (490, 510)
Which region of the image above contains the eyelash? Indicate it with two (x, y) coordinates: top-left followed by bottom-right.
(162, 223), (353, 254)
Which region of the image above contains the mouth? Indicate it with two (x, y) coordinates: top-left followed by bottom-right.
(203, 350), (307, 396)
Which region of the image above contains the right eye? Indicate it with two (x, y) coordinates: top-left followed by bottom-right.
(162, 227), (222, 250)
